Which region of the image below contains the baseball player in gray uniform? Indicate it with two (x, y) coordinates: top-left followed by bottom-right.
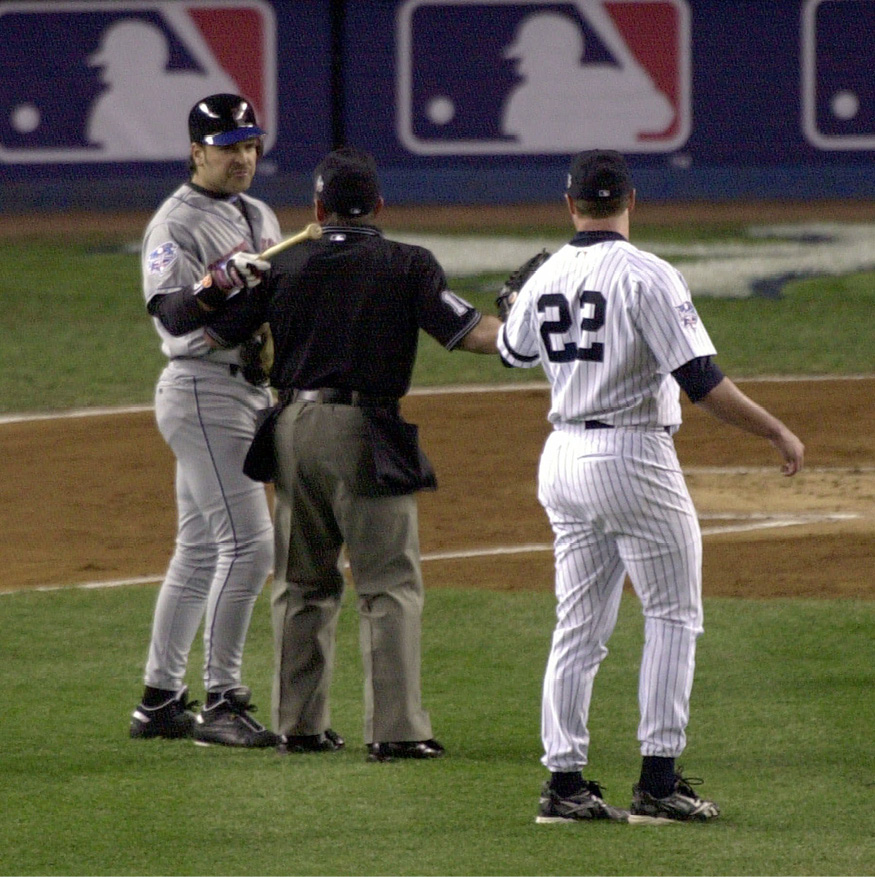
(498, 150), (804, 823)
(129, 94), (282, 748)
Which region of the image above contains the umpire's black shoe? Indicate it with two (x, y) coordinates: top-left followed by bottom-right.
(192, 686), (279, 748)
(277, 729), (345, 754)
(536, 780), (629, 823)
(366, 739), (445, 762)
(130, 686), (198, 739)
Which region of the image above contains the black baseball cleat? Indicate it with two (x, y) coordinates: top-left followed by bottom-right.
(536, 780), (629, 823)
(130, 686), (199, 739)
(192, 686), (279, 748)
(629, 775), (720, 824)
(366, 738), (445, 762)
(277, 729), (345, 754)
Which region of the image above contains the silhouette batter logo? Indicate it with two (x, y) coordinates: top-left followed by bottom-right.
(396, 0), (690, 155)
(0, 0), (275, 163)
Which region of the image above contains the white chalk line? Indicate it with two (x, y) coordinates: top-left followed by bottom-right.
(0, 511), (861, 597)
(0, 375), (873, 426)
(0, 386), (548, 425)
(685, 465), (875, 474)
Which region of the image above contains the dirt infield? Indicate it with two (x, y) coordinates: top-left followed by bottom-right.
(3, 378), (872, 599)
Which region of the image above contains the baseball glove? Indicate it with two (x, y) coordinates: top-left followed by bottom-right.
(496, 248), (551, 321)
(239, 323), (273, 386)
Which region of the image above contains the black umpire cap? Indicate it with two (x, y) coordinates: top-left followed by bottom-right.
(566, 149), (632, 200)
(188, 93), (265, 146)
(314, 147), (381, 217)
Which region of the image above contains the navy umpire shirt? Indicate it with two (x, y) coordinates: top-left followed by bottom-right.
(211, 224), (482, 398)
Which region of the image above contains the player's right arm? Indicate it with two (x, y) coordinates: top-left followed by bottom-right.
(695, 376), (805, 476)
(496, 280), (541, 368)
(143, 222), (214, 335)
(147, 285), (219, 335)
(143, 224), (267, 337)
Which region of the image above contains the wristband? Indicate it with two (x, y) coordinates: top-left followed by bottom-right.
(193, 274), (228, 310)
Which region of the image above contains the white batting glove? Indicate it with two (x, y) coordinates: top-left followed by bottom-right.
(212, 252), (271, 292)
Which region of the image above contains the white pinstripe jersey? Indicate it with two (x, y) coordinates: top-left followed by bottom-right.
(141, 183), (281, 361)
(498, 232), (717, 428)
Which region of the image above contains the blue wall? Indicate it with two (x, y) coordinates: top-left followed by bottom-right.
(1, 0), (873, 211)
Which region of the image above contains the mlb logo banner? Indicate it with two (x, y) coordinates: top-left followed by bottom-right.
(801, 0), (875, 150)
(396, 0), (690, 155)
(0, 0), (275, 164)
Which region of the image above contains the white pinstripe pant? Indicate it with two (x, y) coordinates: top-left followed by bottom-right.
(537, 426), (704, 772)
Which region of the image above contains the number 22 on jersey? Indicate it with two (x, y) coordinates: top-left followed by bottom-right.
(538, 288), (606, 363)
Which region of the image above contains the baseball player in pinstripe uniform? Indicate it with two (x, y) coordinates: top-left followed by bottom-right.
(498, 150), (804, 823)
(129, 94), (282, 748)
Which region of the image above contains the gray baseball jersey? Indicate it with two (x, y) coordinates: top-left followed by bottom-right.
(499, 231), (716, 772)
(140, 182), (281, 695)
(143, 183), (281, 362)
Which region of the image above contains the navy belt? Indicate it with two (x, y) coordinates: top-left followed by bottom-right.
(280, 388), (399, 408)
(584, 420), (671, 434)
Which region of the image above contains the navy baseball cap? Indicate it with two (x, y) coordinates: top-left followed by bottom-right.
(314, 147), (381, 217)
(188, 94), (265, 146)
(566, 150), (632, 200)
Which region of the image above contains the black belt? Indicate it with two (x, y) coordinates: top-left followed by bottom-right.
(279, 388), (399, 408)
(584, 420), (672, 434)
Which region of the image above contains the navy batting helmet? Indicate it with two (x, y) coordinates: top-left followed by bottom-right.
(188, 94), (265, 146)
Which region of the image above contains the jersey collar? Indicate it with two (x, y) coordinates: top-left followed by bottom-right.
(321, 224), (383, 238)
(186, 181), (238, 202)
(570, 230), (627, 247)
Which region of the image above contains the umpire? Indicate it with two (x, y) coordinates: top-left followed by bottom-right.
(207, 147), (501, 760)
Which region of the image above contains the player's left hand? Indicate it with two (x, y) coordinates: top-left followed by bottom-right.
(771, 427), (805, 476)
(213, 252), (271, 291)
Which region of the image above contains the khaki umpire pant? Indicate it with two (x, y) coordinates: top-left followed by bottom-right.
(271, 401), (433, 744)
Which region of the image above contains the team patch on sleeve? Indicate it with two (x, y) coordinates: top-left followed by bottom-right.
(441, 290), (472, 317)
(147, 242), (179, 275)
(675, 301), (700, 328)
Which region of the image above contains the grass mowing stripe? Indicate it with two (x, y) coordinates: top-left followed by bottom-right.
(1, 587), (872, 876)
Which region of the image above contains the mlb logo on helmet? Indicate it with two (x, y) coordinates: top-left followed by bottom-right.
(397, 0), (691, 156)
(0, 0), (276, 164)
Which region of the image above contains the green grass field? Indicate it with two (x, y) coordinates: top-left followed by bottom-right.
(1, 222), (873, 876)
(2, 586), (873, 876)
